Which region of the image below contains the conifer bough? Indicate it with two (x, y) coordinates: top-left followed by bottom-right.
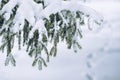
(0, 0), (103, 70)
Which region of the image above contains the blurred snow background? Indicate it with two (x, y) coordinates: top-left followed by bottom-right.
(0, 0), (120, 80)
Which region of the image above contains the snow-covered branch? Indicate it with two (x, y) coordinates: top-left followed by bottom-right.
(0, 0), (103, 70)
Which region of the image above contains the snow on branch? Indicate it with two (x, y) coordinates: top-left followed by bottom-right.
(0, 0), (103, 70)
(41, 1), (103, 24)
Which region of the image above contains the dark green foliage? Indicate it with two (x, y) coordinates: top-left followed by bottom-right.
(78, 29), (83, 38)
(32, 57), (48, 70)
(0, 3), (18, 66)
(34, 0), (45, 8)
(50, 46), (57, 57)
(23, 20), (30, 45)
(18, 30), (21, 50)
(0, 15), (4, 28)
(0, 1), (85, 70)
(42, 34), (47, 43)
(0, 0), (9, 9)
(32, 58), (38, 66)
(5, 52), (16, 66)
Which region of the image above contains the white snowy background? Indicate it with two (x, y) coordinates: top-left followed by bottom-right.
(0, 0), (120, 80)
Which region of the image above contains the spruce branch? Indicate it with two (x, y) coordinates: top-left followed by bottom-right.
(0, 0), (103, 70)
